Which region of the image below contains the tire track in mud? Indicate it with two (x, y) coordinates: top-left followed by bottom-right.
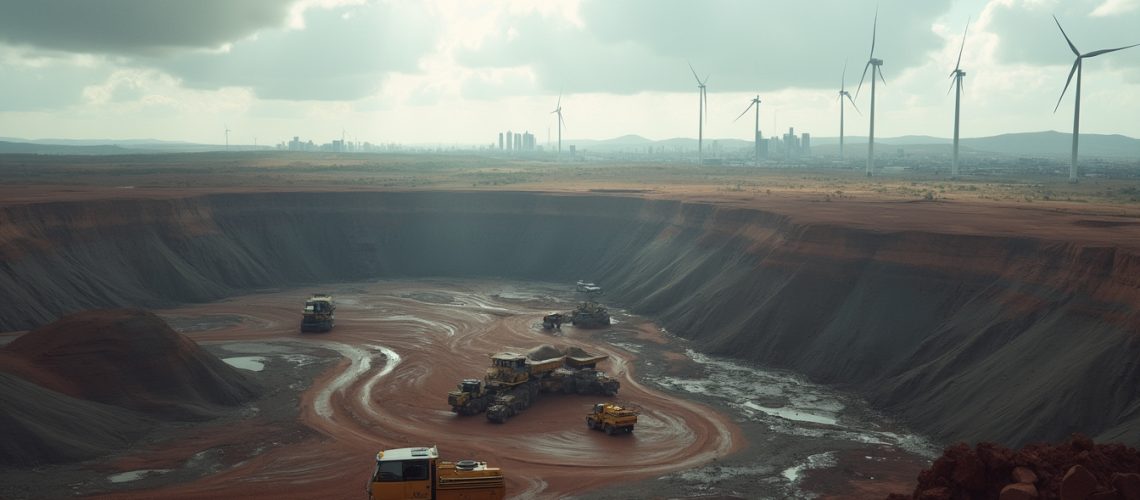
(128, 280), (740, 499)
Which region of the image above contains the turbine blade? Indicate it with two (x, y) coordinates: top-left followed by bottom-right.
(948, 78), (956, 96)
(703, 74), (711, 85)
(557, 91), (562, 108)
(560, 112), (567, 130)
(878, 66), (886, 86)
(842, 59), (848, 91)
(1054, 59), (1079, 113)
(855, 61), (871, 100)
(847, 94), (861, 115)
(954, 17), (969, 72)
(734, 101), (754, 122)
(688, 62), (701, 84)
(870, 6), (878, 58)
(1084, 43), (1140, 58)
(1053, 15), (1080, 57)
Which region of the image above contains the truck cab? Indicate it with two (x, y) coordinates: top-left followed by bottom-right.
(368, 446), (504, 500)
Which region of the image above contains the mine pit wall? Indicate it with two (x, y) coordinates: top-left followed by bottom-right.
(2, 190), (1139, 448)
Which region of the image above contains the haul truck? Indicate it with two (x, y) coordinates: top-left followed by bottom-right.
(448, 350), (620, 423)
(301, 294), (335, 332)
(367, 445), (504, 500)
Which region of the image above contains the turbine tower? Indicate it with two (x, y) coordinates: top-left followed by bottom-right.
(551, 93), (566, 156)
(855, 8), (886, 177)
(837, 61), (859, 161)
(949, 18), (970, 178)
(688, 63), (709, 165)
(224, 124), (230, 150)
(1052, 15), (1140, 183)
(734, 95), (762, 166)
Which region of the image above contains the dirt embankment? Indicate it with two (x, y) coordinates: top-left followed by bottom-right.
(1, 191), (1139, 448)
(0, 309), (260, 466)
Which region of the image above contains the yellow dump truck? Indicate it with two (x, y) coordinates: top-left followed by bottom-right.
(586, 403), (639, 435)
(301, 294), (335, 332)
(367, 445), (504, 500)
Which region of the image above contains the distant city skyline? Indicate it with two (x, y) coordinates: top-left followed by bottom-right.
(2, 0), (1139, 146)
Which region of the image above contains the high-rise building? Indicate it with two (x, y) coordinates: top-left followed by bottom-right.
(801, 133), (811, 156)
(498, 132), (504, 150)
(514, 133), (522, 151)
(506, 130), (513, 150)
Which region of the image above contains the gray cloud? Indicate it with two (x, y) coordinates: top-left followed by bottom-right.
(458, 0), (952, 95)
(142, 2), (437, 101)
(0, 0), (292, 55)
(0, 63), (111, 111)
(985, 0), (1140, 68)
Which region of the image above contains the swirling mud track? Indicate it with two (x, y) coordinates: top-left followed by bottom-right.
(134, 280), (740, 499)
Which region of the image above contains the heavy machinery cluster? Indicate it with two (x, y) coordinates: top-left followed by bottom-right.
(447, 345), (620, 423)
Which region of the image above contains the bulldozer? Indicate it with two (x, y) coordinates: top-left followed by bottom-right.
(586, 403), (639, 435)
(301, 294), (335, 332)
(570, 301), (610, 328)
(541, 312), (565, 330)
(367, 445), (504, 500)
(448, 346), (620, 424)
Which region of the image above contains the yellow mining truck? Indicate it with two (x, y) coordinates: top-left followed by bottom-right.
(448, 347), (620, 424)
(367, 445), (504, 500)
(586, 403), (639, 435)
(301, 294), (335, 332)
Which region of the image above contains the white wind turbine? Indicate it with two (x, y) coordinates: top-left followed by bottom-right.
(551, 93), (566, 156)
(855, 8), (886, 177)
(948, 18), (969, 178)
(837, 61), (859, 161)
(734, 95), (762, 166)
(688, 63), (709, 165)
(1052, 15), (1140, 183)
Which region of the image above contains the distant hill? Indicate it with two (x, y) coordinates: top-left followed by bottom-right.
(0, 141), (130, 155)
(961, 131), (1140, 158)
(571, 130), (1138, 159)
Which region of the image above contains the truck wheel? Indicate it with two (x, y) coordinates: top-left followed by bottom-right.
(604, 424), (614, 435)
(587, 418), (596, 430)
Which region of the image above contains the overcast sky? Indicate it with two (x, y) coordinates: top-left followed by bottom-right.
(1, 0), (1139, 146)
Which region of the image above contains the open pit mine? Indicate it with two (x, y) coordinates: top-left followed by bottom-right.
(3, 185), (1140, 499)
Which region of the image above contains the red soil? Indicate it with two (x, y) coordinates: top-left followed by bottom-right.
(2, 309), (259, 419)
(888, 435), (1140, 499)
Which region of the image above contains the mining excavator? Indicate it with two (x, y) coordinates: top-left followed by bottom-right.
(447, 346), (620, 424)
(367, 445), (504, 500)
(301, 294), (335, 332)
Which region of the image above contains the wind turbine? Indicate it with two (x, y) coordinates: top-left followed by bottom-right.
(224, 124), (231, 150)
(688, 63), (709, 165)
(734, 95), (762, 166)
(1052, 15), (1140, 183)
(551, 93), (566, 156)
(949, 18), (970, 177)
(837, 61), (859, 161)
(855, 8), (885, 177)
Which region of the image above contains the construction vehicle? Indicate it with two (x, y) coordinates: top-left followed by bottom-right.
(448, 346), (620, 424)
(576, 280), (602, 294)
(367, 445), (504, 500)
(301, 294), (335, 332)
(541, 312), (565, 330)
(586, 403), (639, 435)
(570, 302), (610, 328)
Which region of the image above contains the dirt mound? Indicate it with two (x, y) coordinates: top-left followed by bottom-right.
(888, 435), (1140, 499)
(527, 344), (563, 361)
(0, 371), (153, 466)
(2, 309), (260, 420)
